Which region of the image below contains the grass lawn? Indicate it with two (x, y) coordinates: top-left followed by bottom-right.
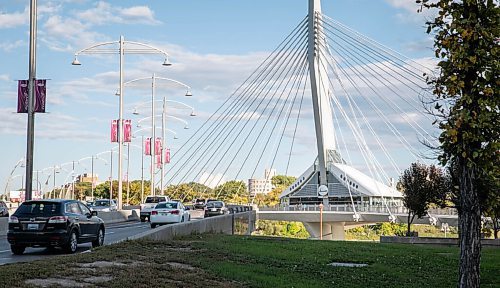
(0, 234), (498, 288)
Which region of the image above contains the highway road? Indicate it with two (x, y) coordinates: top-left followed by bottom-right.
(0, 209), (205, 266)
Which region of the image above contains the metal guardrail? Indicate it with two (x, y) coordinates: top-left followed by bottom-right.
(258, 205), (458, 216)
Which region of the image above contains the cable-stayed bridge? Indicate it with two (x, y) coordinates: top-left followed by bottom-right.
(157, 0), (448, 239)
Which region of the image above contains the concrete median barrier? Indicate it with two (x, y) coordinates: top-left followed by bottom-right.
(97, 210), (140, 224)
(128, 211), (256, 242)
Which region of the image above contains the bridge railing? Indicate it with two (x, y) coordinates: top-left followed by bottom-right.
(258, 205), (458, 216)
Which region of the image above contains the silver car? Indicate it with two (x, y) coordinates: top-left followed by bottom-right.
(91, 199), (117, 212)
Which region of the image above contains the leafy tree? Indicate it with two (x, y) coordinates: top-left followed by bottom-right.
(214, 180), (248, 203)
(253, 187), (282, 207)
(400, 163), (433, 236)
(417, 0), (499, 286)
(271, 175), (296, 187)
(165, 182), (212, 202)
(479, 176), (500, 239)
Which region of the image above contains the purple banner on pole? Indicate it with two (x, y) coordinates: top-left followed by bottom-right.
(35, 79), (46, 113)
(17, 80), (29, 113)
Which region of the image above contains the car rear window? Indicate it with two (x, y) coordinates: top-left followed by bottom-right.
(15, 202), (61, 216)
(146, 197), (166, 203)
(206, 202), (223, 208)
(155, 202), (178, 209)
(94, 200), (113, 206)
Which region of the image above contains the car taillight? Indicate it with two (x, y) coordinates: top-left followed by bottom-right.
(151, 211), (158, 215)
(48, 216), (68, 223)
(171, 210), (180, 215)
(8, 216), (19, 223)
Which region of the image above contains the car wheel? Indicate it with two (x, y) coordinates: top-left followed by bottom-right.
(140, 217), (146, 223)
(64, 230), (78, 254)
(188, 215), (191, 221)
(150, 223), (157, 229)
(92, 227), (105, 248)
(181, 216), (185, 222)
(11, 245), (25, 255)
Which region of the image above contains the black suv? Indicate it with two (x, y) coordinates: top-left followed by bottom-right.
(7, 199), (105, 255)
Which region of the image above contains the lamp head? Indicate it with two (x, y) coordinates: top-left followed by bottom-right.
(174, 136), (179, 139)
(185, 90), (192, 97)
(71, 57), (81, 66)
(115, 90), (120, 96)
(190, 111), (196, 117)
(132, 110), (139, 115)
(162, 58), (172, 66)
(184, 126), (189, 129)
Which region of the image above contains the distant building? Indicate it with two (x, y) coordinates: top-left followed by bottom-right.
(248, 168), (276, 196)
(76, 173), (99, 185)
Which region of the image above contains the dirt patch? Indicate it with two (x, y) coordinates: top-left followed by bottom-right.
(72, 267), (98, 273)
(82, 275), (114, 284)
(78, 261), (128, 268)
(163, 247), (201, 252)
(165, 262), (196, 270)
(328, 262), (368, 268)
(25, 278), (90, 287)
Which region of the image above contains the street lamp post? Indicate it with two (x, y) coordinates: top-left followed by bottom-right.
(24, 0), (38, 202)
(125, 74), (193, 196)
(72, 36), (171, 210)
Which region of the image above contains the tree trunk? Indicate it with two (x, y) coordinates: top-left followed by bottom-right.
(493, 216), (499, 240)
(458, 164), (481, 288)
(407, 211), (412, 236)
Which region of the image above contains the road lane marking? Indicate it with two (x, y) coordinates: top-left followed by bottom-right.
(0, 250), (11, 253)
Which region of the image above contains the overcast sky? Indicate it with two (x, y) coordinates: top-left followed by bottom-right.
(0, 0), (438, 194)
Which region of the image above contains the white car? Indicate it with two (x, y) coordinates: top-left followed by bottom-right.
(150, 201), (191, 228)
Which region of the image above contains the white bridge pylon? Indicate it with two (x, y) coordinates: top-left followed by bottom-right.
(280, 0), (404, 217)
(162, 0), (435, 236)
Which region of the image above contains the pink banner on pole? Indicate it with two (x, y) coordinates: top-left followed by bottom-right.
(111, 120), (118, 142)
(156, 154), (162, 168)
(123, 119), (132, 142)
(34, 79), (46, 113)
(155, 138), (162, 156)
(17, 80), (28, 113)
(145, 138), (151, 155)
(165, 148), (171, 164)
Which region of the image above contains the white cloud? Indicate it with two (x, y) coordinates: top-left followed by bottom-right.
(77, 1), (160, 25)
(0, 40), (25, 52)
(0, 6), (29, 29)
(41, 14), (106, 51)
(120, 6), (159, 24)
(199, 172), (226, 189)
(384, 0), (435, 23)
(0, 107), (103, 140)
(0, 74), (10, 81)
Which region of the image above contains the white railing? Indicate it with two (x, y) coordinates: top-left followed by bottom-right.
(258, 204), (458, 216)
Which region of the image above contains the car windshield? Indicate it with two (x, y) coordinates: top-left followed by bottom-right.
(206, 202), (223, 208)
(196, 199), (205, 203)
(146, 197), (166, 203)
(15, 202), (61, 216)
(94, 200), (112, 206)
(155, 202), (178, 209)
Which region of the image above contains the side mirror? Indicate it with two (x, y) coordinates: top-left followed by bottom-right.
(91, 211), (98, 217)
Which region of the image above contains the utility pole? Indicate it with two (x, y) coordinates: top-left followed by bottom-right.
(24, 0), (38, 201)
